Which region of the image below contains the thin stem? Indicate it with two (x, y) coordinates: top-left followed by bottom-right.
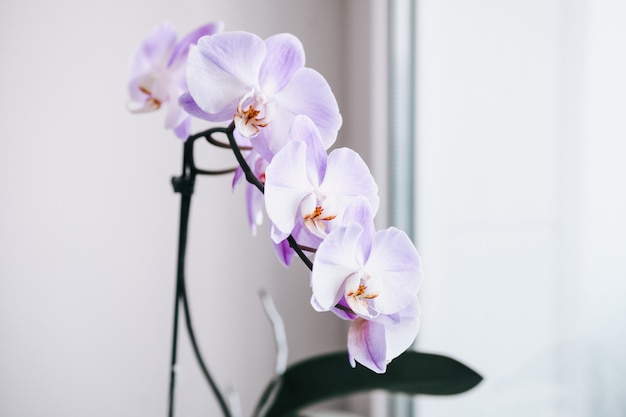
(166, 124), (357, 417)
(297, 244), (318, 253)
(180, 278), (232, 417)
(221, 124), (314, 271)
(209, 135), (252, 151)
(167, 278), (181, 417)
(288, 236), (312, 270)
(167, 135), (232, 417)
(189, 127), (253, 150)
(221, 123), (265, 193)
(167, 141), (194, 417)
(194, 167), (239, 176)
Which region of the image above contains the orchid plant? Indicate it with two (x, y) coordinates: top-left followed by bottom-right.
(129, 21), (481, 417)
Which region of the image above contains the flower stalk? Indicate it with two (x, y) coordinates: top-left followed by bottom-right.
(166, 125), (323, 417)
(128, 21), (440, 416)
(168, 134), (233, 417)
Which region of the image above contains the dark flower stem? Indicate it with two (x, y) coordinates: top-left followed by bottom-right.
(166, 123), (352, 417)
(167, 134), (232, 417)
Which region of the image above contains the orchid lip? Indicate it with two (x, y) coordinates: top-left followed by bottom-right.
(302, 205), (337, 238)
(234, 90), (275, 138)
(344, 271), (380, 319)
(127, 95), (162, 113)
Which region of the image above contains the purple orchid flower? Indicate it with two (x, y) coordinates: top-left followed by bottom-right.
(184, 31), (342, 160)
(128, 21), (223, 139)
(264, 115), (379, 245)
(310, 198), (422, 373)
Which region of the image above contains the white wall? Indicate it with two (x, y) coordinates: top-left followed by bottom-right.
(0, 1), (359, 416)
(415, 0), (626, 415)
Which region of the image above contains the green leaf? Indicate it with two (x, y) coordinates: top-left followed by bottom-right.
(264, 350), (482, 417)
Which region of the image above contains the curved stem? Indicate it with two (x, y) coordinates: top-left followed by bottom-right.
(189, 127), (253, 150)
(180, 277), (232, 417)
(297, 244), (318, 253)
(194, 167), (239, 176)
(288, 236), (312, 270)
(167, 278), (181, 417)
(221, 124), (315, 271)
(167, 135), (232, 417)
(167, 124), (356, 417)
(220, 124), (265, 192)
(208, 135), (252, 151)
(167, 140), (194, 417)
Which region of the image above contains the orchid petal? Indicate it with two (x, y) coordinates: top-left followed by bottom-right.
(164, 92), (186, 129)
(168, 21), (224, 69)
(321, 148), (379, 217)
(246, 183), (264, 236)
(248, 128), (276, 162)
(187, 32), (265, 114)
(365, 228), (421, 314)
(271, 230), (295, 266)
(292, 221), (323, 251)
(330, 296), (358, 321)
(274, 67), (342, 149)
(264, 141), (315, 242)
(288, 115), (327, 186)
(179, 91), (239, 122)
(253, 103), (294, 158)
(311, 222), (363, 310)
(310, 294), (326, 312)
(379, 301), (421, 363)
(270, 222), (290, 244)
(259, 33), (305, 95)
(128, 23), (178, 102)
(272, 221), (320, 266)
(172, 115), (191, 140)
(342, 197), (376, 256)
(347, 318), (387, 373)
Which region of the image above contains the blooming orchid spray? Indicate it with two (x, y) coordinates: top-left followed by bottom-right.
(128, 21), (224, 138)
(129, 21), (480, 417)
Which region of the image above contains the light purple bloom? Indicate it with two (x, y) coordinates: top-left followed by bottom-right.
(347, 302), (421, 373)
(311, 198), (422, 373)
(264, 116), (379, 245)
(128, 21), (223, 139)
(184, 31), (342, 160)
(232, 149), (267, 236)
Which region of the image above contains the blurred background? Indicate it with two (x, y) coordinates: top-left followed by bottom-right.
(414, 1), (626, 416)
(1, 0), (624, 417)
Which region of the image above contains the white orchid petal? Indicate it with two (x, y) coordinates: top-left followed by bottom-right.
(381, 302), (421, 363)
(259, 104), (295, 158)
(264, 141), (315, 242)
(168, 21), (224, 69)
(288, 115), (327, 186)
(187, 32), (265, 114)
(311, 223), (363, 310)
(365, 228), (422, 314)
(274, 67), (342, 149)
(128, 23), (178, 102)
(321, 148), (380, 217)
(341, 197), (376, 257)
(347, 318), (387, 373)
(259, 33), (305, 94)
